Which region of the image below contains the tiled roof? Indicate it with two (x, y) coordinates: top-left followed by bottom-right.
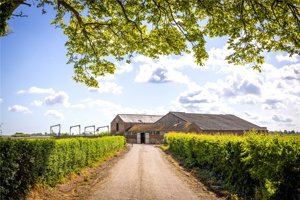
(171, 112), (266, 131)
(118, 114), (163, 123)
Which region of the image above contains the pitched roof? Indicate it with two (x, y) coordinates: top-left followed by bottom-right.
(128, 122), (193, 132)
(117, 114), (163, 123)
(170, 112), (266, 131)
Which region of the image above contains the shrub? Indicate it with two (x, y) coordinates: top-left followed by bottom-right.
(0, 136), (125, 200)
(165, 132), (300, 199)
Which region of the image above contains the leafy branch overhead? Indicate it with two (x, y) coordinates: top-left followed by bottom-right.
(1, 0), (299, 87)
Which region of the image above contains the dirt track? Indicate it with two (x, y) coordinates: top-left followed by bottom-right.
(87, 144), (221, 200)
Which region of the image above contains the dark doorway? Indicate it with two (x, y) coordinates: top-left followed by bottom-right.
(141, 132), (145, 144)
(116, 123), (119, 132)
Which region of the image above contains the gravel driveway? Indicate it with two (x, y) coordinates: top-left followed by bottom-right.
(87, 144), (221, 200)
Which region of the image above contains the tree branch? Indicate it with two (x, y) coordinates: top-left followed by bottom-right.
(287, 3), (300, 31)
(115, 0), (144, 41)
(11, 0), (31, 7)
(240, 0), (247, 35)
(57, 0), (83, 25)
(12, 11), (28, 17)
(56, 0), (102, 70)
(165, 0), (196, 47)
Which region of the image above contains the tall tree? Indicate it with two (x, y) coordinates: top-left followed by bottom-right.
(1, 0), (299, 87)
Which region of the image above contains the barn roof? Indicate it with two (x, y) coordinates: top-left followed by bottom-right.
(117, 114), (163, 123)
(117, 112), (267, 133)
(128, 122), (193, 132)
(170, 112), (266, 131)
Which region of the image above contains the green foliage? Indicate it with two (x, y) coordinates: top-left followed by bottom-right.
(1, 0), (299, 87)
(165, 132), (300, 199)
(97, 131), (111, 136)
(11, 132), (30, 137)
(0, 136), (125, 200)
(242, 133), (300, 199)
(0, 0), (16, 36)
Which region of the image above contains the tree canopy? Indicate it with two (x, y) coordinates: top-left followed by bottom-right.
(1, 0), (299, 87)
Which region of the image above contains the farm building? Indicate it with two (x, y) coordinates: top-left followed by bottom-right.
(110, 114), (163, 136)
(111, 112), (267, 144)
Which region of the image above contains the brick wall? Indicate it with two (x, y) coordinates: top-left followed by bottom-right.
(111, 116), (127, 134)
(149, 134), (164, 144)
(125, 133), (164, 144)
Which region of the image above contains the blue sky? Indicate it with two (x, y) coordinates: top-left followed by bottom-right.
(1, 5), (300, 134)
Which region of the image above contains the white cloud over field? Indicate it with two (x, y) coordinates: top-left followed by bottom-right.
(44, 91), (70, 107)
(6, 46), (300, 132)
(132, 45), (300, 130)
(88, 82), (122, 94)
(44, 110), (64, 119)
(134, 54), (195, 84)
(276, 54), (299, 63)
(169, 47), (300, 131)
(17, 87), (55, 95)
(92, 62), (133, 94)
(8, 105), (32, 114)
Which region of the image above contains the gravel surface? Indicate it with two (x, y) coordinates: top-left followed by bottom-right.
(87, 144), (221, 200)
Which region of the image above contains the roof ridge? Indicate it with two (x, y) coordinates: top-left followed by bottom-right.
(170, 111), (234, 116)
(169, 112), (189, 122)
(119, 114), (163, 116)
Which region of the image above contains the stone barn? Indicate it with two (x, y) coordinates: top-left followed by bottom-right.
(151, 112), (267, 135)
(111, 112), (267, 144)
(110, 114), (162, 143)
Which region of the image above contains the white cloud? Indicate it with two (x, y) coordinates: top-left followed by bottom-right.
(44, 110), (64, 119)
(88, 82), (122, 94)
(115, 63), (133, 74)
(178, 86), (219, 105)
(8, 105), (32, 114)
(173, 85), (235, 115)
(135, 64), (189, 84)
(276, 54), (299, 63)
(71, 104), (86, 109)
(96, 62), (133, 81)
(204, 45), (234, 71)
(96, 74), (115, 81)
(272, 114), (293, 123)
(243, 111), (259, 120)
(222, 75), (263, 97)
(134, 54), (198, 84)
(92, 63), (131, 94)
(17, 87), (55, 94)
(262, 99), (286, 110)
(31, 100), (43, 107)
(81, 98), (165, 119)
(0, 98), (2, 103)
(169, 46), (300, 131)
(274, 63), (300, 94)
(44, 91), (70, 107)
(232, 95), (261, 105)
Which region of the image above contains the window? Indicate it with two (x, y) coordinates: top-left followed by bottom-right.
(116, 123), (119, 132)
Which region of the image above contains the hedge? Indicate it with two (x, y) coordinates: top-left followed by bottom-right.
(165, 132), (300, 200)
(0, 136), (125, 200)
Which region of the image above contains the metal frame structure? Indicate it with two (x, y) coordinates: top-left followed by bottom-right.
(96, 125), (109, 133)
(0, 123), (3, 136)
(50, 124), (61, 136)
(70, 125), (81, 135)
(84, 125), (95, 135)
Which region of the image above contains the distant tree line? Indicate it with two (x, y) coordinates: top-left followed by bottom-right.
(269, 130), (300, 135)
(9, 131), (111, 137)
